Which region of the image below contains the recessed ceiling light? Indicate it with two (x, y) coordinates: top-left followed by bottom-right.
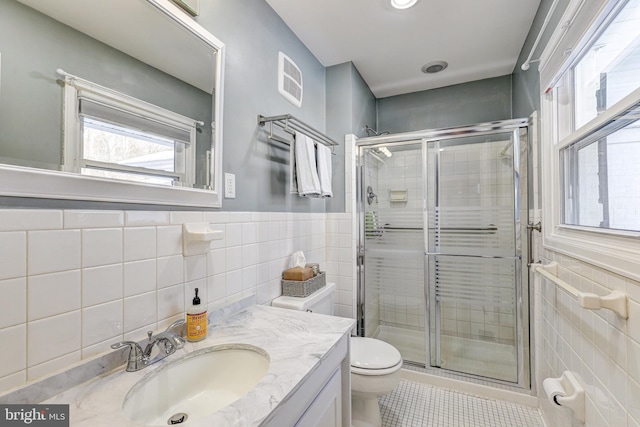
(390, 0), (418, 9)
(421, 61), (448, 74)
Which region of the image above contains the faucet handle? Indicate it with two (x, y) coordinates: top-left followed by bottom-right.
(166, 319), (185, 333)
(111, 341), (147, 372)
(111, 341), (143, 354)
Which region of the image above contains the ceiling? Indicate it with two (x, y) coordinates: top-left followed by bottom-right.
(265, 0), (542, 98)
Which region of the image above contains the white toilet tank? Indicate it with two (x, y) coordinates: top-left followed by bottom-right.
(271, 283), (336, 315)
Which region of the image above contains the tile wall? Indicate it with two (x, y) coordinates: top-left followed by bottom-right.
(534, 246), (640, 427)
(0, 208), (359, 394)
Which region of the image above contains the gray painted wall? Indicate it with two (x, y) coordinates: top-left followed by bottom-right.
(325, 62), (376, 212)
(376, 75), (513, 133)
(0, 0), (211, 179)
(512, 0), (571, 118)
(196, 0), (329, 213)
(0, 0), (333, 213)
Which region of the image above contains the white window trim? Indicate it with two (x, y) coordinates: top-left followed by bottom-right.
(60, 71), (197, 186)
(542, 75), (640, 282)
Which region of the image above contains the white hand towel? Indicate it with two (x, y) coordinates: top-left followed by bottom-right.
(294, 133), (321, 197)
(316, 143), (333, 198)
(289, 135), (299, 194)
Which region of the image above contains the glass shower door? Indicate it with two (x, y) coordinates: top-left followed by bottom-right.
(359, 141), (427, 365)
(425, 130), (523, 383)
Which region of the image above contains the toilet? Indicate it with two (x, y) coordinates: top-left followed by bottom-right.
(272, 283), (402, 427)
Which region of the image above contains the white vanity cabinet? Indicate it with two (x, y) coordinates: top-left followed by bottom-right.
(294, 368), (342, 427)
(263, 333), (351, 427)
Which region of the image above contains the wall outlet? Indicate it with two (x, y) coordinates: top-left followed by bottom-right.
(224, 173), (236, 198)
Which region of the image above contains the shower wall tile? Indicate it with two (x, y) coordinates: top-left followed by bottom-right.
(0, 208), (331, 393)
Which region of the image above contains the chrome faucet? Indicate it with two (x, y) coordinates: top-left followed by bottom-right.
(111, 319), (186, 372)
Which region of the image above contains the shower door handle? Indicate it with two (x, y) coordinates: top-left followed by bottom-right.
(526, 222), (542, 268)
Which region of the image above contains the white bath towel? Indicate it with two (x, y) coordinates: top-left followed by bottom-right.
(316, 143), (333, 198)
(293, 133), (321, 197)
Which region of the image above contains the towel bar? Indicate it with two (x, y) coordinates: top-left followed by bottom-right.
(531, 262), (628, 319)
(258, 114), (338, 153)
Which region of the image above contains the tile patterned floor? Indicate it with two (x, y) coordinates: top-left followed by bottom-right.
(379, 380), (544, 427)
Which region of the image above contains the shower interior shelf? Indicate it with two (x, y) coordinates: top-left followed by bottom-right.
(258, 114), (338, 153)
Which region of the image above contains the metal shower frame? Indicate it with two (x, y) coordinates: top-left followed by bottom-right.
(355, 117), (533, 390)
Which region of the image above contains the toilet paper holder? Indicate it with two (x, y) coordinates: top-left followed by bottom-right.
(542, 370), (585, 423)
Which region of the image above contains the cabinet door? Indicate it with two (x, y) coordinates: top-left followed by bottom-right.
(295, 368), (342, 427)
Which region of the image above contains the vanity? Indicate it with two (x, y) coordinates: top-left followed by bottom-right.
(4, 305), (354, 427)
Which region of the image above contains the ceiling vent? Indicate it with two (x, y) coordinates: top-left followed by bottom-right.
(278, 52), (303, 107)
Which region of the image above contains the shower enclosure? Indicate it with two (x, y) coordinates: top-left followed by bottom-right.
(356, 118), (530, 388)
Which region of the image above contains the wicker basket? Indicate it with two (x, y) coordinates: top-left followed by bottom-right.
(281, 271), (326, 297)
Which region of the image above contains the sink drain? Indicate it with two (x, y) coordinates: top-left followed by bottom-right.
(168, 413), (188, 425)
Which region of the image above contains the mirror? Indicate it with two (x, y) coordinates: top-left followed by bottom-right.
(0, 0), (224, 207)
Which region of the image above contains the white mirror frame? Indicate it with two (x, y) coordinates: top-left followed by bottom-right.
(0, 0), (225, 208)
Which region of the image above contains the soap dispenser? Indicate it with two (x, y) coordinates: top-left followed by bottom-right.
(186, 288), (207, 342)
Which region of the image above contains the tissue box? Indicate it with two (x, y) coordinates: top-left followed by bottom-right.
(281, 272), (326, 297)
(282, 266), (314, 281)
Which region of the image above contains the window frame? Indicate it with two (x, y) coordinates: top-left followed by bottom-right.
(61, 73), (196, 187)
(0, 0), (224, 208)
(541, 0), (640, 280)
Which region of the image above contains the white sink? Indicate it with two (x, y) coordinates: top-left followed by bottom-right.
(122, 344), (270, 426)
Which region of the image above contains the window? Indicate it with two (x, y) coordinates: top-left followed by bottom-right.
(61, 72), (199, 187)
(541, 0), (640, 278)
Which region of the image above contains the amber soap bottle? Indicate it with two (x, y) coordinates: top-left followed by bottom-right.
(186, 288), (207, 342)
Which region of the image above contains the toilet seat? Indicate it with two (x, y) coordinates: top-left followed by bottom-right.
(350, 337), (402, 376)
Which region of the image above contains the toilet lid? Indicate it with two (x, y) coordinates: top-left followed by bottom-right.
(350, 337), (402, 370)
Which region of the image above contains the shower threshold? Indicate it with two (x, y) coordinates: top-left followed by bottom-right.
(374, 325), (526, 392)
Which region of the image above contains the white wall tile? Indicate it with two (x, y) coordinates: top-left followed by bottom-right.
(242, 223), (257, 245)
(157, 284), (184, 321)
(28, 230), (81, 275)
(208, 248), (226, 276)
(123, 227), (157, 262)
(170, 212), (204, 225)
(82, 264), (123, 307)
(82, 300), (123, 347)
(208, 274), (226, 304)
(124, 292), (157, 333)
(125, 211), (170, 227)
(225, 269), (243, 296)
(225, 223), (242, 247)
(0, 324), (26, 377)
(28, 352), (80, 382)
(0, 278), (26, 328)
(81, 229), (123, 268)
(156, 255), (184, 289)
(185, 254), (207, 282)
(157, 226), (183, 257)
(28, 271), (80, 321)
(28, 311), (81, 366)
(0, 231), (26, 280)
(64, 210), (124, 229)
(0, 208), (337, 394)
(226, 246), (242, 271)
(0, 371), (26, 393)
(0, 210), (62, 232)
(124, 259), (156, 297)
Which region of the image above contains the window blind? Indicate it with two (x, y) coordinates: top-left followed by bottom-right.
(79, 98), (191, 145)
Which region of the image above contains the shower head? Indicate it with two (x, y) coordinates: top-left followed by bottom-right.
(365, 125), (391, 137)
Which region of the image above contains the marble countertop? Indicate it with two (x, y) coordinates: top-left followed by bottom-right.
(43, 305), (355, 427)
